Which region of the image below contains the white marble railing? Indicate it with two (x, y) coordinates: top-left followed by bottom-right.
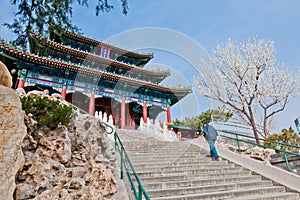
(95, 111), (115, 131)
(140, 118), (178, 141)
(94, 111), (115, 142)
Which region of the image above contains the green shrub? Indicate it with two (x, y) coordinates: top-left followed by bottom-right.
(264, 127), (300, 150)
(173, 109), (232, 130)
(21, 96), (74, 129)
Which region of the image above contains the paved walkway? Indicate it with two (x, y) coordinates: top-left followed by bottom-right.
(189, 137), (300, 193)
(110, 160), (130, 200)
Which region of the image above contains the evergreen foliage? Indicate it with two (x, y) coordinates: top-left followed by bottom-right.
(264, 127), (300, 149)
(173, 109), (232, 130)
(4, 0), (129, 49)
(21, 96), (74, 129)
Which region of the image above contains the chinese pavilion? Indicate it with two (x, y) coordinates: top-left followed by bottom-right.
(0, 25), (192, 129)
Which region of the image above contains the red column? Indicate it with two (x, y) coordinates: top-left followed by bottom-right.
(17, 79), (25, 89)
(61, 87), (67, 100)
(115, 109), (119, 126)
(120, 99), (126, 129)
(107, 48), (111, 59)
(89, 93), (95, 116)
(143, 102), (147, 123)
(167, 107), (171, 123)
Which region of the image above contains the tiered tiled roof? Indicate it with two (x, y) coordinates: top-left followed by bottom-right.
(51, 25), (153, 60)
(29, 31), (169, 78)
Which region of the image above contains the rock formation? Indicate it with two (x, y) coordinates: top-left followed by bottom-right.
(218, 142), (248, 153)
(0, 85), (27, 200)
(250, 146), (276, 161)
(0, 61), (13, 88)
(13, 104), (117, 199)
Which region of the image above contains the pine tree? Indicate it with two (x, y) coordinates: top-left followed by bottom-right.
(4, 0), (129, 49)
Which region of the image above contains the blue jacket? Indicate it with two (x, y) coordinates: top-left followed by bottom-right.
(203, 124), (218, 141)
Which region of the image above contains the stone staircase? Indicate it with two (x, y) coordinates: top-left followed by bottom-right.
(117, 129), (300, 200)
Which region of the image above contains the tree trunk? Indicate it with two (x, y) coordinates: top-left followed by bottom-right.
(252, 126), (261, 145)
(248, 106), (261, 144)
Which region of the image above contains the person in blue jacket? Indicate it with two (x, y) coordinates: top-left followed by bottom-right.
(202, 122), (221, 161)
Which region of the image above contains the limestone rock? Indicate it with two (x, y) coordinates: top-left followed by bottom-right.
(0, 61), (13, 88)
(15, 112), (117, 199)
(15, 88), (26, 97)
(0, 86), (27, 200)
(250, 146), (276, 161)
(50, 93), (63, 101)
(26, 90), (44, 98)
(218, 142), (248, 153)
(74, 114), (116, 163)
(14, 183), (36, 199)
(38, 126), (72, 164)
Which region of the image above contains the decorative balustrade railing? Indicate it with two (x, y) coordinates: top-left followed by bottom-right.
(218, 130), (300, 172)
(140, 118), (178, 141)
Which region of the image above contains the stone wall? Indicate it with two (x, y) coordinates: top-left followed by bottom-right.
(0, 85), (27, 200)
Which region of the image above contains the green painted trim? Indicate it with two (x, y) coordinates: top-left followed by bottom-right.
(0, 51), (18, 61)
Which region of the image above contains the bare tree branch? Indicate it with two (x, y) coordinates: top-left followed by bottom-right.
(196, 37), (300, 141)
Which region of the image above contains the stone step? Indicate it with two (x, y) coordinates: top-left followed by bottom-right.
(129, 155), (206, 163)
(125, 143), (198, 147)
(127, 151), (202, 157)
(134, 166), (245, 178)
(130, 158), (225, 166)
(133, 162), (236, 172)
(128, 153), (204, 158)
(151, 186), (287, 200)
(140, 174), (188, 183)
(148, 180), (274, 198)
(124, 142), (197, 148)
(124, 141), (185, 147)
(116, 130), (300, 200)
(132, 159), (229, 169)
(125, 147), (200, 153)
(125, 142), (198, 146)
(126, 151), (202, 157)
(230, 193), (300, 200)
(143, 175), (262, 190)
(126, 145), (202, 149)
(124, 144), (184, 149)
(130, 157), (216, 165)
(139, 170), (252, 183)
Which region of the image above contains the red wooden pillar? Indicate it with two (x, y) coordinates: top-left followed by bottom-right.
(120, 99), (126, 129)
(167, 107), (171, 123)
(61, 87), (67, 100)
(143, 102), (147, 123)
(114, 108), (120, 126)
(89, 92), (95, 116)
(17, 79), (25, 89)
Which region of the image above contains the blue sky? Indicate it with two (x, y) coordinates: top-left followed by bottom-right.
(1, 0), (300, 132)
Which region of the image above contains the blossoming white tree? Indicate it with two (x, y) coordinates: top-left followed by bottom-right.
(196, 38), (300, 143)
